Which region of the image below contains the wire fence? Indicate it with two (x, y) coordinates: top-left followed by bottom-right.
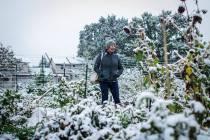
(0, 64), (86, 91)
(0, 54), (184, 94)
(0, 58), (140, 93)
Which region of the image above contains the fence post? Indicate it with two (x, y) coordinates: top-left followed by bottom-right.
(42, 55), (45, 86)
(63, 62), (66, 77)
(84, 64), (88, 98)
(15, 64), (18, 92)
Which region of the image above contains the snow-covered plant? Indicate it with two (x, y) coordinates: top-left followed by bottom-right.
(26, 70), (53, 96)
(34, 98), (110, 139)
(124, 0), (209, 107)
(86, 84), (101, 103)
(34, 67), (53, 87)
(165, 113), (200, 140)
(24, 57), (53, 96)
(124, 25), (178, 98)
(133, 29), (160, 91)
(32, 79), (87, 108)
(189, 100), (207, 125)
(171, 0), (210, 107)
(69, 80), (86, 97)
(119, 68), (143, 95)
(118, 105), (148, 128)
(26, 82), (36, 94)
(25, 82), (50, 96)
(135, 95), (205, 140)
(135, 91), (155, 110)
(119, 112), (132, 128)
(0, 89), (34, 139)
(0, 90), (22, 127)
(54, 77), (75, 108)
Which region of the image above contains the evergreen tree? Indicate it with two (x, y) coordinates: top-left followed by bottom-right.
(78, 13), (188, 60)
(38, 56), (49, 68)
(127, 11), (188, 61)
(35, 56), (52, 86)
(0, 43), (20, 69)
(78, 15), (128, 59)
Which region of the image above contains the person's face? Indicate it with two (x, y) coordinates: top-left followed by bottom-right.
(107, 44), (116, 54)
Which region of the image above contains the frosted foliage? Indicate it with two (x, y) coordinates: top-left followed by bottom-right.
(120, 68), (143, 95)
(31, 86), (208, 140)
(0, 68), (209, 140)
(135, 91), (155, 109)
(204, 59), (210, 66)
(0, 134), (18, 140)
(190, 101), (206, 113)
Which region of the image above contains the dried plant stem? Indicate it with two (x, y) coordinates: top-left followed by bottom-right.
(162, 23), (170, 98)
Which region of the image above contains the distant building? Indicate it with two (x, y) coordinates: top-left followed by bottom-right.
(46, 56), (86, 81)
(0, 56), (86, 90)
(0, 61), (31, 89)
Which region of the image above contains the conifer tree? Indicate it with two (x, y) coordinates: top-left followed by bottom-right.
(0, 43), (20, 69)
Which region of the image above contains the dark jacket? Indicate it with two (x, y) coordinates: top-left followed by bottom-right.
(94, 52), (123, 81)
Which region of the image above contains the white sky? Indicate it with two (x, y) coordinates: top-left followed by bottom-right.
(0, 0), (209, 58)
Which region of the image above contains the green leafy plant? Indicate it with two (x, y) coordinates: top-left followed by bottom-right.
(119, 113), (132, 128)
(167, 102), (184, 113)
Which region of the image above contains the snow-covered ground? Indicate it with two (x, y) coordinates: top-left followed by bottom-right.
(1, 68), (209, 140)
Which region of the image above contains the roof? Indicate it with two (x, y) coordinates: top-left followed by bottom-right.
(30, 67), (53, 75)
(16, 56), (40, 67)
(16, 56), (86, 67)
(52, 57), (85, 64)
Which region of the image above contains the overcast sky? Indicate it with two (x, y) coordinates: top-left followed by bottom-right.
(0, 0), (209, 58)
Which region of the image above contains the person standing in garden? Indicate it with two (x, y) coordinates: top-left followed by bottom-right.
(94, 39), (124, 106)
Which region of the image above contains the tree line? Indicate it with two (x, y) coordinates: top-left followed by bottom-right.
(77, 11), (199, 61)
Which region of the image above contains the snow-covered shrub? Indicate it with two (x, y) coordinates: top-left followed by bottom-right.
(53, 77), (75, 108)
(0, 134), (18, 140)
(0, 89), (34, 139)
(26, 82), (37, 94)
(118, 105), (148, 128)
(33, 98), (108, 139)
(33, 86), (210, 140)
(0, 90), (22, 126)
(33, 78), (86, 108)
(140, 119), (164, 137)
(69, 80), (86, 97)
(166, 114), (200, 140)
(135, 91), (155, 110)
(150, 99), (172, 119)
(119, 68), (143, 94)
(25, 65), (53, 96)
(189, 100), (207, 125)
(25, 80), (51, 96)
(34, 97), (148, 139)
(86, 84), (101, 103)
